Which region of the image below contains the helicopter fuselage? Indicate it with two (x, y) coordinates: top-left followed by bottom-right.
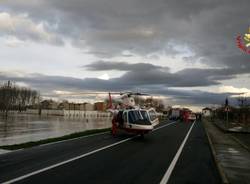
(111, 108), (159, 136)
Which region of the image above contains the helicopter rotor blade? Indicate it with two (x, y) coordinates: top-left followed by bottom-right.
(54, 91), (149, 97)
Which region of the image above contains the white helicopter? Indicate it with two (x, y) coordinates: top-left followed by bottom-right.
(58, 91), (159, 136)
(107, 92), (159, 136)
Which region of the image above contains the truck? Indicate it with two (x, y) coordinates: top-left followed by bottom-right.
(169, 108), (181, 120)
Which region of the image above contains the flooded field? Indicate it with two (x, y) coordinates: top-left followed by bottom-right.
(0, 114), (111, 146)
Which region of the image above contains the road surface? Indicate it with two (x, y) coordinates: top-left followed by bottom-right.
(0, 120), (221, 184)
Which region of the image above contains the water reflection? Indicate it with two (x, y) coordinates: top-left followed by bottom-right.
(0, 114), (111, 146)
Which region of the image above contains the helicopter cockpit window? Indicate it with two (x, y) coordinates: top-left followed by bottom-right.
(149, 110), (157, 121)
(128, 110), (143, 124)
(140, 110), (149, 121)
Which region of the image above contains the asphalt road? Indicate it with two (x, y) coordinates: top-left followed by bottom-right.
(0, 120), (221, 184)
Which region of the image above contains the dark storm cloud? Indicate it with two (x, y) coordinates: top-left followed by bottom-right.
(1, 0), (249, 67)
(83, 61), (243, 87)
(1, 0), (250, 107)
(0, 72), (117, 92)
(146, 88), (240, 106)
(84, 60), (163, 71)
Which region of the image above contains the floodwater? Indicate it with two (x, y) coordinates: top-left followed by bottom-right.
(0, 114), (111, 146)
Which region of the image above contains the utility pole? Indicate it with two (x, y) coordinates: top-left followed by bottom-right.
(238, 96), (247, 107)
(225, 97), (229, 129)
(226, 108), (229, 128)
(238, 94), (247, 125)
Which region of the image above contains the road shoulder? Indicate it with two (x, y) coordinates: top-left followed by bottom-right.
(203, 119), (250, 184)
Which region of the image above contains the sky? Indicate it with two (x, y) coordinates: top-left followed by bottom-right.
(0, 0), (250, 110)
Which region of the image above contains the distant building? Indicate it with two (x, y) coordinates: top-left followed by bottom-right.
(58, 101), (70, 110)
(68, 103), (81, 111)
(41, 101), (106, 111)
(75, 103), (82, 110)
(79, 103), (85, 111)
(94, 102), (106, 111)
(41, 100), (58, 110)
(202, 107), (212, 117)
(83, 103), (94, 111)
(58, 102), (94, 111)
(68, 103), (76, 110)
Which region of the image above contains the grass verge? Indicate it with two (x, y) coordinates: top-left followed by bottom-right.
(0, 128), (111, 150)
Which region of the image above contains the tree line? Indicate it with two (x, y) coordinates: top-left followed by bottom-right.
(0, 81), (40, 115)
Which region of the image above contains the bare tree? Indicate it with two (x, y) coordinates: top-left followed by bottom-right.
(0, 81), (40, 116)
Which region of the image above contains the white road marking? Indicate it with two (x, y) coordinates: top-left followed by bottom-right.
(0, 149), (12, 155)
(159, 121), (196, 184)
(2, 137), (135, 184)
(153, 121), (178, 131)
(0, 131), (110, 157)
(2, 121), (177, 184)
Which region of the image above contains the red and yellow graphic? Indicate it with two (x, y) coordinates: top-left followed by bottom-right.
(236, 27), (250, 54)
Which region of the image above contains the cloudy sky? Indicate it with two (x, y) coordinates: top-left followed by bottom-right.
(0, 0), (250, 110)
